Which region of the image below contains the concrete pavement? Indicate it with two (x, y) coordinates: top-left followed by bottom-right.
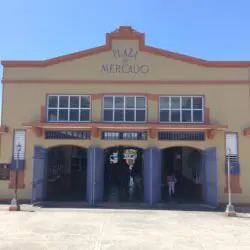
(0, 205), (250, 249)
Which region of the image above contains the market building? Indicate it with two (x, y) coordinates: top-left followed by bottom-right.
(0, 26), (250, 206)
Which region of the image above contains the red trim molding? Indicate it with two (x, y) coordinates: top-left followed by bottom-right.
(22, 121), (227, 130)
(243, 127), (250, 136)
(3, 80), (250, 85)
(2, 26), (250, 69)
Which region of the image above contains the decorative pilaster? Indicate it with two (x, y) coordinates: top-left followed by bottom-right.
(143, 146), (162, 205)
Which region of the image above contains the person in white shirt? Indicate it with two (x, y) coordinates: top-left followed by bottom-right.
(128, 176), (134, 201)
(167, 174), (177, 199)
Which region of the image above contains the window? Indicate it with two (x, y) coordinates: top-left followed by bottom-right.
(103, 96), (147, 122)
(0, 164), (10, 180)
(47, 95), (90, 122)
(159, 96), (204, 123)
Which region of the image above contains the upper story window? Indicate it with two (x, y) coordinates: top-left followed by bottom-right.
(47, 95), (90, 122)
(103, 96), (147, 122)
(159, 96), (204, 123)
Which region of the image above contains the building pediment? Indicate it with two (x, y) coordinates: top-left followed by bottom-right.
(2, 26), (250, 69)
(2, 26), (250, 83)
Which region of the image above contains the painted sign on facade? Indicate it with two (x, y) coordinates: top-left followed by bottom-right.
(101, 48), (150, 74)
(101, 131), (147, 140)
(45, 131), (91, 140)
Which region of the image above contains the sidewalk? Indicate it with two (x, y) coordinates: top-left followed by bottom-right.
(1, 205), (250, 249)
(0, 202), (248, 214)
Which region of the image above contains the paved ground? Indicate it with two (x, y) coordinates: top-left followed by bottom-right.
(0, 205), (250, 249)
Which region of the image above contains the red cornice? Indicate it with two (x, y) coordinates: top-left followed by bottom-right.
(1, 26), (250, 68)
(22, 121), (227, 130)
(23, 121), (227, 139)
(2, 79), (250, 85)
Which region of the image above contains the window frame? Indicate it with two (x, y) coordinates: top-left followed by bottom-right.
(102, 95), (147, 123)
(159, 95), (204, 123)
(46, 95), (91, 123)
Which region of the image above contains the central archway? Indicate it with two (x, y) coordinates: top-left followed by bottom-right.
(161, 146), (202, 203)
(46, 145), (87, 201)
(104, 146), (144, 202)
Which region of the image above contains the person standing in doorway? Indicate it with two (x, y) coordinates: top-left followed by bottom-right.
(167, 173), (177, 200)
(128, 175), (134, 201)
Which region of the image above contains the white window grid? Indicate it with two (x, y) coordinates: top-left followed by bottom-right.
(47, 95), (91, 122)
(159, 96), (204, 123)
(103, 95), (147, 123)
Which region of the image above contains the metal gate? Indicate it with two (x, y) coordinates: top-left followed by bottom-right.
(87, 146), (104, 204)
(31, 145), (48, 203)
(143, 147), (162, 205)
(202, 147), (219, 206)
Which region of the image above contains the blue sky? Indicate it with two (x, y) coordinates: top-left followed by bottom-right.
(0, 0), (250, 117)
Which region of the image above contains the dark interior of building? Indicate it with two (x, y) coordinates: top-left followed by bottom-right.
(46, 145), (87, 201)
(162, 147), (202, 202)
(104, 146), (143, 202)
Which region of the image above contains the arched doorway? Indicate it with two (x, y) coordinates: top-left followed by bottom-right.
(162, 146), (202, 202)
(46, 145), (87, 201)
(104, 146), (144, 202)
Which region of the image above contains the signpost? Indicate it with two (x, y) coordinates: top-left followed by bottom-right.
(225, 149), (236, 216)
(9, 143), (22, 211)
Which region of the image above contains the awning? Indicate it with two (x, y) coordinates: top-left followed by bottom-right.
(22, 122), (227, 139)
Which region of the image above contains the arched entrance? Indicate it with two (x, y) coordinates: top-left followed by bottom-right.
(46, 145), (87, 201)
(104, 146), (144, 202)
(162, 146), (202, 202)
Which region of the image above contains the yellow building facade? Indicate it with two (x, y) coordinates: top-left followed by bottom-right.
(0, 26), (250, 206)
